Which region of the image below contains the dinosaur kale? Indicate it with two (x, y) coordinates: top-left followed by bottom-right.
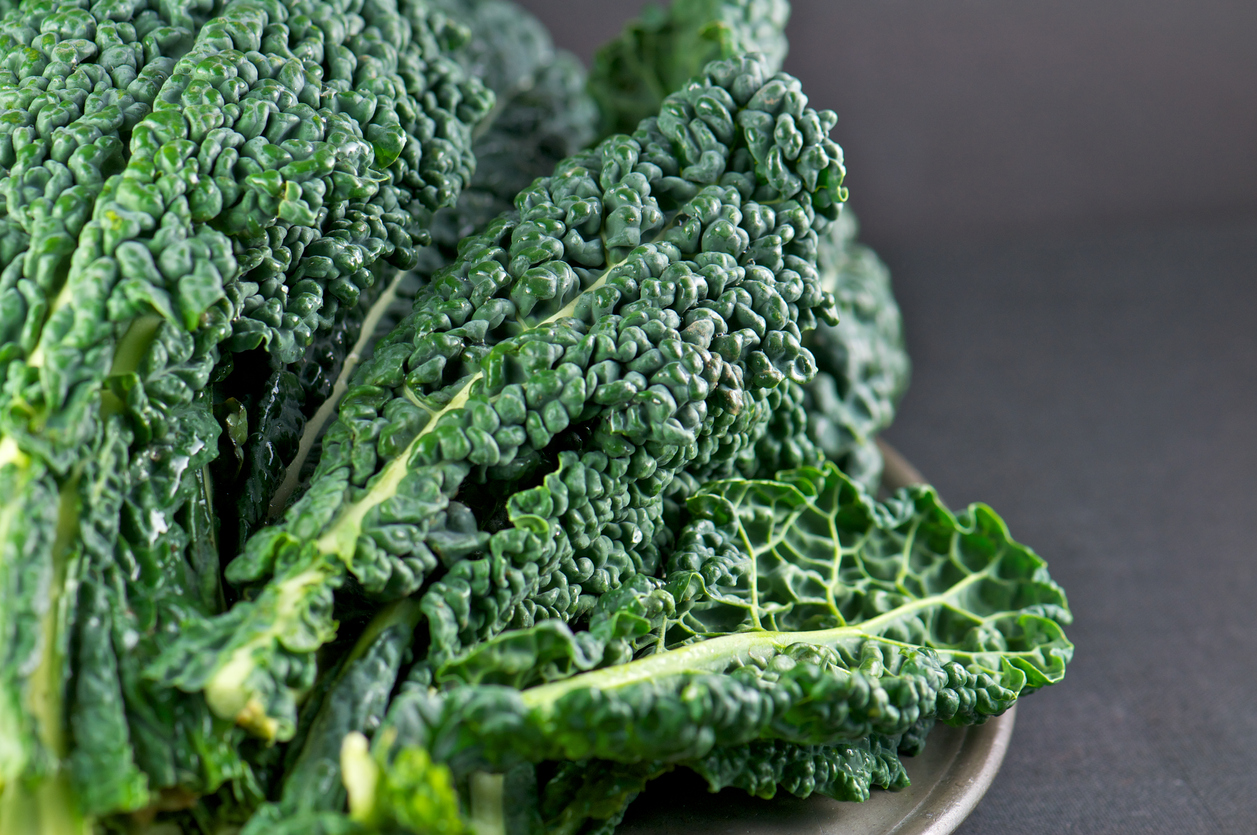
(263, 0), (600, 526)
(748, 209), (910, 490)
(801, 211), (909, 488)
(582, 0), (909, 495)
(0, 0), (493, 826)
(0, 0), (220, 399)
(333, 462), (1070, 834)
(587, 0), (790, 139)
(233, 598), (423, 835)
(186, 456), (1069, 835)
(150, 52), (847, 744)
(426, 0), (598, 249)
(0, 4), (1060, 834)
(517, 734), (912, 835)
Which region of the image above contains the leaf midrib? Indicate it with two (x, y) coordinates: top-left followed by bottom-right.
(312, 214), (677, 561)
(520, 565), (991, 711)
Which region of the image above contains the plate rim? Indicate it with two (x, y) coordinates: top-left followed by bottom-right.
(890, 704), (1016, 835)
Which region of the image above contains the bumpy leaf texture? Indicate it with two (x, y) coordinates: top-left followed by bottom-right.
(513, 732), (911, 835)
(228, 13), (600, 824)
(530, 730), (915, 835)
(2, 0), (490, 464)
(366, 463), (1070, 832)
(0, 0), (220, 394)
(584, 0), (909, 501)
(0, 0), (491, 826)
(226, 0), (596, 560)
(424, 0), (598, 250)
(587, 0), (790, 138)
(245, 14), (910, 823)
(749, 210), (909, 491)
(261, 0), (601, 527)
(150, 53), (848, 746)
(685, 736), (911, 802)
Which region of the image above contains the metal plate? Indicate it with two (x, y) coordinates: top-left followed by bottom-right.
(618, 442), (1016, 835)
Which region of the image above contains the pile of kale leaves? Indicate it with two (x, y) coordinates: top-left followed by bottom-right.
(0, 0), (1071, 833)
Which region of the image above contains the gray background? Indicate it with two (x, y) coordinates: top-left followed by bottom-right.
(515, 3), (1257, 833)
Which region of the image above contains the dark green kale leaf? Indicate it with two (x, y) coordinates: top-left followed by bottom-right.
(2, 0), (492, 467)
(525, 731), (914, 835)
(149, 53), (847, 744)
(424, 0), (598, 251)
(587, 0), (790, 138)
(804, 211), (909, 486)
(222, 461), (1066, 835)
(585, 1), (908, 495)
(684, 735), (910, 802)
(513, 733), (910, 835)
(0, 442), (57, 803)
(373, 461), (1070, 774)
(0, 424), (153, 831)
(343, 463), (1068, 833)
(236, 598), (422, 835)
(0, 0), (494, 826)
(535, 759), (672, 835)
(261, 0), (600, 533)
(746, 210), (909, 490)
(0, 0), (220, 400)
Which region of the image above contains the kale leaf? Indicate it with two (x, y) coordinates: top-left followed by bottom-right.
(150, 52), (847, 745)
(750, 210), (910, 490)
(354, 462), (1069, 832)
(0, 0), (492, 825)
(588, 0), (791, 139)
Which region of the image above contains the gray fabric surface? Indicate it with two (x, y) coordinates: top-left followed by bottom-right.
(881, 214), (1257, 834)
